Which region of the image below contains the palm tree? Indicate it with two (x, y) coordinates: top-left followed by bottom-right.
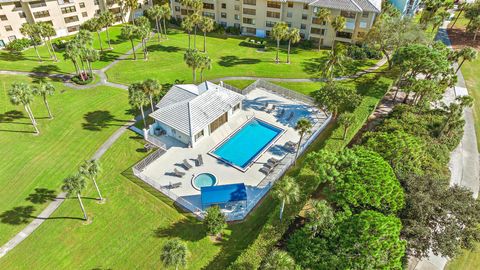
(84, 47), (100, 77)
(181, 17), (194, 49)
(322, 43), (347, 81)
(79, 160), (103, 201)
(315, 8), (331, 51)
(146, 5), (163, 42)
(262, 249), (296, 270)
(330, 16), (346, 50)
(64, 40), (84, 80)
(141, 79), (162, 112)
(338, 112), (355, 140)
(294, 118), (312, 163)
(272, 22), (289, 63)
(199, 55), (212, 81)
(20, 23), (42, 61)
(125, 0), (139, 24)
(135, 16), (151, 60)
(286, 28), (301, 64)
(161, 239), (188, 270)
(184, 49), (203, 82)
(273, 176), (300, 221)
(121, 24), (139, 60)
(32, 82), (55, 119)
(8, 82), (39, 134)
(81, 18), (104, 51)
(160, 3), (172, 39)
(38, 22), (58, 61)
(62, 174), (88, 221)
(200, 16), (215, 52)
(128, 83), (150, 127)
(99, 11), (115, 49)
(190, 13), (202, 49)
(455, 46), (478, 73)
(113, 0), (127, 23)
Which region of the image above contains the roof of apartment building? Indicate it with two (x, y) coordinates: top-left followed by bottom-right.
(273, 0), (382, 13)
(150, 81), (245, 136)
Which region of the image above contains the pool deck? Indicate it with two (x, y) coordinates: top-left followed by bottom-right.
(140, 88), (327, 213)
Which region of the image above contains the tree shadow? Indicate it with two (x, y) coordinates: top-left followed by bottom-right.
(0, 206), (36, 225)
(25, 188), (57, 204)
(100, 51), (121, 63)
(218, 56), (261, 67)
(153, 218), (206, 242)
(0, 51), (28, 61)
(29, 65), (68, 83)
(0, 110), (25, 123)
(147, 44), (183, 53)
(301, 57), (327, 75)
(82, 110), (126, 131)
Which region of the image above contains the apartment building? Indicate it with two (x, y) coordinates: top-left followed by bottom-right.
(0, 0), (149, 47)
(170, 0), (381, 47)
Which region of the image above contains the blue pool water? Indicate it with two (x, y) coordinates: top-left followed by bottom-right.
(193, 173), (217, 190)
(212, 119), (283, 170)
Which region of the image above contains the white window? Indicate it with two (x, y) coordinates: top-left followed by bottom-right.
(194, 130), (204, 141)
(359, 21), (367, 29)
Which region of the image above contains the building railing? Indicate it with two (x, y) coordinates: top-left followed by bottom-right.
(144, 130), (168, 150)
(242, 79), (315, 105)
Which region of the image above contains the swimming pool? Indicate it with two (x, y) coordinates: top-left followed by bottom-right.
(210, 118), (284, 171)
(193, 173), (217, 190)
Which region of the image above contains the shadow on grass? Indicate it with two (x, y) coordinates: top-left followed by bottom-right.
(154, 218), (205, 242)
(301, 57), (327, 75)
(218, 55), (261, 67)
(0, 206), (36, 225)
(0, 110), (25, 123)
(82, 110), (127, 131)
(26, 188), (56, 204)
(148, 44), (183, 53)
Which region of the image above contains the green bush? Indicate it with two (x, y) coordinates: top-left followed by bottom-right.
(71, 74), (94, 85)
(226, 26), (241, 35)
(53, 39), (67, 50)
(240, 38), (267, 49)
(5, 38), (31, 53)
(347, 44), (382, 60)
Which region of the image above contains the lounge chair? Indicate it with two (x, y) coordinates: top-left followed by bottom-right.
(182, 159), (193, 170)
(277, 108), (285, 117)
(267, 104), (276, 114)
(262, 102), (269, 111)
(196, 154), (203, 167)
(284, 141), (297, 152)
(268, 157), (280, 165)
(173, 168), (185, 177)
(286, 112), (294, 121)
(170, 182), (182, 189)
(260, 165), (273, 175)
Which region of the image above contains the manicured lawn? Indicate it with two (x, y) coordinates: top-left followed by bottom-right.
(106, 29), (376, 85)
(270, 81), (325, 95)
(446, 243), (480, 270)
(0, 25), (139, 74)
(0, 74), (131, 245)
(222, 80), (255, 89)
(460, 58), (480, 151)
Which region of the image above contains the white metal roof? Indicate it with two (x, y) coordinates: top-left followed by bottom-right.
(150, 82), (245, 136)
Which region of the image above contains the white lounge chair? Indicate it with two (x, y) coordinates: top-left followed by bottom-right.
(173, 168), (185, 177)
(182, 159), (192, 170)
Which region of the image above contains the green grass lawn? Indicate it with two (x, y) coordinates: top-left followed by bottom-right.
(222, 80), (255, 89)
(446, 243), (480, 270)
(0, 74), (131, 245)
(106, 29), (376, 85)
(0, 25), (139, 74)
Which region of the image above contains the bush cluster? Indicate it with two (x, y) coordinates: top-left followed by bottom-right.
(71, 74), (94, 85)
(5, 38), (31, 53)
(240, 38), (267, 49)
(347, 44), (382, 60)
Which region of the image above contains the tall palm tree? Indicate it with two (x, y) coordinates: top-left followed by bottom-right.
(128, 83), (150, 127)
(20, 23), (42, 61)
(146, 5), (163, 42)
(199, 16), (215, 52)
(121, 24), (139, 60)
(84, 47), (100, 77)
(181, 17), (194, 49)
(315, 8), (331, 51)
(62, 174), (88, 220)
(294, 118), (312, 163)
(38, 22), (58, 61)
(184, 49), (203, 82)
(262, 249), (296, 270)
(286, 28), (301, 64)
(125, 0), (139, 24)
(455, 46), (478, 73)
(322, 43), (347, 81)
(32, 82), (55, 119)
(113, 0), (127, 23)
(8, 82), (39, 134)
(330, 16), (346, 50)
(199, 55), (212, 81)
(190, 13), (202, 49)
(135, 16), (151, 60)
(272, 22), (289, 63)
(64, 40), (84, 80)
(141, 79), (162, 112)
(79, 160), (103, 201)
(99, 11), (115, 49)
(160, 3), (172, 39)
(161, 239), (188, 270)
(81, 18), (104, 51)
(273, 176), (300, 221)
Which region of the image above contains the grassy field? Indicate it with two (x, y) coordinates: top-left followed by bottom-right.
(0, 25), (139, 74)
(106, 29), (376, 85)
(0, 75), (131, 245)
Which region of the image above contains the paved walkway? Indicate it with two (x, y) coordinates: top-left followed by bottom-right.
(413, 9), (480, 270)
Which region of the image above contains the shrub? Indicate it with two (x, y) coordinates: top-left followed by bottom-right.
(53, 39), (67, 50)
(5, 38), (31, 53)
(213, 23), (226, 35)
(204, 205), (226, 236)
(347, 44), (382, 60)
(71, 73), (94, 85)
(296, 39), (314, 49)
(240, 38), (267, 49)
(226, 26), (241, 35)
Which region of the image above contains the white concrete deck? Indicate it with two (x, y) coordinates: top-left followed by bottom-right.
(141, 88), (327, 210)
